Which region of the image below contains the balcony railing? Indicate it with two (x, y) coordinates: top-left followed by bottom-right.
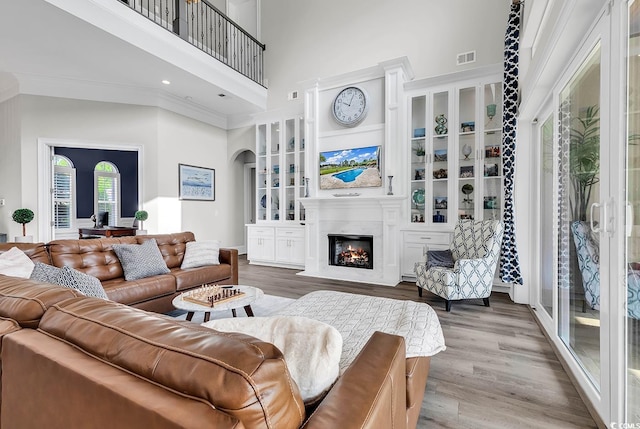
(119, 0), (265, 87)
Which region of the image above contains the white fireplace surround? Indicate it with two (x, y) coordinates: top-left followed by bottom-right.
(298, 196), (403, 286)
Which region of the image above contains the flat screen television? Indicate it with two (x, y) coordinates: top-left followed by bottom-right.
(319, 145), (382, 190)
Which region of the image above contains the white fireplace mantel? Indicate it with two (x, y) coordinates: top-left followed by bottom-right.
(298, 195), (404, 286)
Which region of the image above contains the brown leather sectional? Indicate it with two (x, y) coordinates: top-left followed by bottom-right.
(0, 276), (413, 428)
(0, 232), (238, 313)
(0, 234), (431, 428)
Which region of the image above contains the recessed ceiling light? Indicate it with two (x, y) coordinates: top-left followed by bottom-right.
(218, 93), (226, 97)
(162, 80), (171, 85)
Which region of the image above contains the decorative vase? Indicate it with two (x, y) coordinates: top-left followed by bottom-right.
(304, 178), (310, 198)
(14, 235), (33, 243)
(486, 104), (497, 128)
(387, 176), (394, 195)
(462, 144), (473, 159)
(433, 211), (445, 223)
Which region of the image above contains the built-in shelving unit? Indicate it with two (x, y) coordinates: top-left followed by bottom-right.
(249, 116), (306, 268)
(402, 72), (503, 280)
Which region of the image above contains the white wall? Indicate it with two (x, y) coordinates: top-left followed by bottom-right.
(7, 95), (245, 248)
(261, 0), (508, 111)
(0, 97), (23, 240)
(155, 109), (234, 244)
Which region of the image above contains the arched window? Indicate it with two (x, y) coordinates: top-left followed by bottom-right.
(94, 161), (120, 226)
(53, 155), (75, 230)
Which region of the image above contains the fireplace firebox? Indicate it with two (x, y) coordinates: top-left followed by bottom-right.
(328, 234), (373, 270)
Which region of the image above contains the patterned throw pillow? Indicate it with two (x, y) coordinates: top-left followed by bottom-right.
(180, 240), (221, 269)
(30, 262), (62, 283)
(54, 266), (109, 300)
(0, 247), (35, 278)
(112, 239), (170, 281)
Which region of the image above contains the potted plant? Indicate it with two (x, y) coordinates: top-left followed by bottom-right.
(569, 105), (600, 222)
(12, 208), (34, 243)
(415, 143), (426, 163)
(134, 210), (148, 235)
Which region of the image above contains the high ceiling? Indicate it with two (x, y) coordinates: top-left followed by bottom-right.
(0, 0), (267, 128)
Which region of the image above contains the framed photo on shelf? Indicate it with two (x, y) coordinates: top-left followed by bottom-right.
(484, 163), (499, 177)
(434, 197), (448, 209)
(460, 165), (474, 178)
(178, 164), (215, 201)
(433, 168), (448, 179)
(485, 145), (501, 158)
(433, 149), (448, 162)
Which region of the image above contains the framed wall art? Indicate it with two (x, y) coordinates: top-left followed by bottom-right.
(178, 163), (215, 201)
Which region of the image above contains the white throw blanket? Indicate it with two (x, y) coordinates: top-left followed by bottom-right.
(272, 290), (446, 373)
(203, 315), (342, 403)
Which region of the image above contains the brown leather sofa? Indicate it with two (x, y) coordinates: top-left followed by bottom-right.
(0, 276), (413, 429)
(0, 232), (238, 313)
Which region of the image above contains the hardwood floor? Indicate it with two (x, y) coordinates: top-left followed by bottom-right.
(238, 257), (599, 428)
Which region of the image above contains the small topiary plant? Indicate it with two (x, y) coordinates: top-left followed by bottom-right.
(12, 208), (35, 237)
(134, 210), (148, 229)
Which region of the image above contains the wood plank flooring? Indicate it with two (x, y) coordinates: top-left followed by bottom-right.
(238, 257), (599, 428)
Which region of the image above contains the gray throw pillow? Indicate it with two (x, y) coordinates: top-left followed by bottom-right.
(112, 239), (170, 281)
(55, 266), (109, 300)
(425, 249), (455, 270)
(181, 240), (221, 269)
(30, 262), (62, 283)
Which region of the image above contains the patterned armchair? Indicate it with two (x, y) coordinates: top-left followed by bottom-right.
(572, 221), (640, 319)
(414, 220), (504, 312)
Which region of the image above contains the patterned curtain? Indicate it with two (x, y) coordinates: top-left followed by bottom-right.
(499, 2), (524, 284)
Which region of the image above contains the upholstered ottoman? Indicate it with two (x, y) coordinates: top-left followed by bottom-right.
(271, 290), (446, 429)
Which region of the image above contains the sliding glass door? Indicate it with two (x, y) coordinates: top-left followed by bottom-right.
(626, 0), (640, 422)
(557, 44), (603, 388)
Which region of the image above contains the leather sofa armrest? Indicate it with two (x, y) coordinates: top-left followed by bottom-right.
(302, 331), (406, 429)
(219, 248), (238, 285)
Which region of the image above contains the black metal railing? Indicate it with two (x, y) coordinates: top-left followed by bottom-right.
(118, 0), (265, 87)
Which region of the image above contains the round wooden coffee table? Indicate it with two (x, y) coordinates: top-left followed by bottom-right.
(172, 285), (264, 322)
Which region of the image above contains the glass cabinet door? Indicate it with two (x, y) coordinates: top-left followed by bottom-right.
(257, 124), (267, 221)
(269, 121), (280, 221)
(431, 91), (451, 225)
(410, 95), (427, 224)
(457, 86), (477, 220)
(297, 117), (306, 221)
(256, 117), (306, 224)
(481, 82), (503, 221)
(284, 119), (296, 221)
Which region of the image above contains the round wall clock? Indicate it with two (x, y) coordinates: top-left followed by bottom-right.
(332, 86), (369, 127)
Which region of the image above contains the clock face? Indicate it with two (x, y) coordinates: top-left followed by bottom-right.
(332, 86), (369, 127)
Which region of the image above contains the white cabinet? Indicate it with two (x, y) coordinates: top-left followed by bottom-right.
(407, 75), (503, 225)
(247, 224), (305, 268)
(401, 231), (451, 280)
(247, 225), (275, 262)
(250, 116), (306, 269)
(275, 227), (305, 266)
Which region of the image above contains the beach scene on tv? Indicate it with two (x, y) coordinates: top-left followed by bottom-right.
(319, 145), (382, 190)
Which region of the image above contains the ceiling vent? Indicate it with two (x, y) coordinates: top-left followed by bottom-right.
(288, 90), (299, 101)
(456, 50), (476, 66)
